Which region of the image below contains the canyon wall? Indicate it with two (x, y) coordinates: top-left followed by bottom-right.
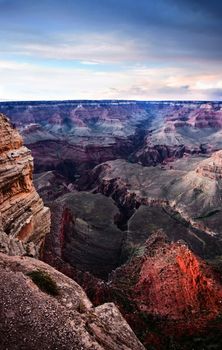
(0, 113), (145, 350)
(0, 113), (50, 256)
(3, 100), (222, 176)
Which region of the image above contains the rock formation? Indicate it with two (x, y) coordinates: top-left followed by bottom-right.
(2, 100), (222, 173)
(0, 252), (144, 350)
(132, 232), (222, 321)
(82, 156), (222, 244)
(2, 101), (222, 349)
(0, 113), (145, 349)
(34, 170), (74, 202)
(0, 114), (50, 256)
(196, 150), (222, 180)
(96, 232), (222, 349)
(131, 144), (187, 166)
(44, 191), (124, 279)
(45, 230), (222, 349)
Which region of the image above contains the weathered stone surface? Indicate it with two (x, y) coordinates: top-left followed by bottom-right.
(0, 229), (37, 256)
(131, 144), (187, 166)
(0, 114), (50, 255)
(0, 252), (144, 350)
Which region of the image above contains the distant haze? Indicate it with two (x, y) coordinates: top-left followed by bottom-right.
(0, 0), (221, 101)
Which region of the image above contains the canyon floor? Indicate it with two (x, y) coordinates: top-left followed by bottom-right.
(1, 100), (222, 349)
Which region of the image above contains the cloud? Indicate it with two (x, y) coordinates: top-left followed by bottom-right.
(1, 0), (222, 63)
(80, 61), (99, 65)
(0, 59), (222, 101)
(0, 1), (221, 100)
(13, 33), (139, 64)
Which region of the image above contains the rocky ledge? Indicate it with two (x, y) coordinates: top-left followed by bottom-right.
(0, 252), (144, 350)
(0, 114), (50, 256)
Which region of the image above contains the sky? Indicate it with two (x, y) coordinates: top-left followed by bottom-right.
(0, 0), (222, 101)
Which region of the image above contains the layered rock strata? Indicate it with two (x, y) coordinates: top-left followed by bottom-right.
(0, 114), (50, 255)
(2, 100), (222, 173)
(196, 150), (222, 180)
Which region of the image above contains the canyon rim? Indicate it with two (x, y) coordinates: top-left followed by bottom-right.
(1, 0), (222, 349)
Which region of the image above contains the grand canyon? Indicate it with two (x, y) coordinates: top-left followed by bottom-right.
(0, 100), (222, 349)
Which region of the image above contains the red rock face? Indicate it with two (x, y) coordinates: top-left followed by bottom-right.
(135, 238), (222, 322)
(105, 232), (222, 348)
(43, 224), (222, 348)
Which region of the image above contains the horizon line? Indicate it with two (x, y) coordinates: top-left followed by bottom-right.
(0, 99), (222, 104)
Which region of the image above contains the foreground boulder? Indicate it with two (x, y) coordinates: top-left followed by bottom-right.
(0, 252), (145, 350)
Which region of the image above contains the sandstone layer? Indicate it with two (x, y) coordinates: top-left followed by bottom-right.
(0, 114), (50, 255)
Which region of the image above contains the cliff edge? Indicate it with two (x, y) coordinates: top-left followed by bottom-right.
(0, 114), (50, 256)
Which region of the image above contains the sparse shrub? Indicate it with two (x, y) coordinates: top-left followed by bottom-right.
(27, 269), (59, 296)
(77, 300), (88, 313)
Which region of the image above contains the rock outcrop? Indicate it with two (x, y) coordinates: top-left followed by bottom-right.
(196, 150), (222, 180)
(132, 232), (222, 321)
(0, 114), (50, 256)
(34, 170), (74, 202)
(131, 144), (187, 166)
(51, 230), (222, 349)
(0, 252), (144, 350)
(96, 232), (222, 349)
(44, 191), (124, 279)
